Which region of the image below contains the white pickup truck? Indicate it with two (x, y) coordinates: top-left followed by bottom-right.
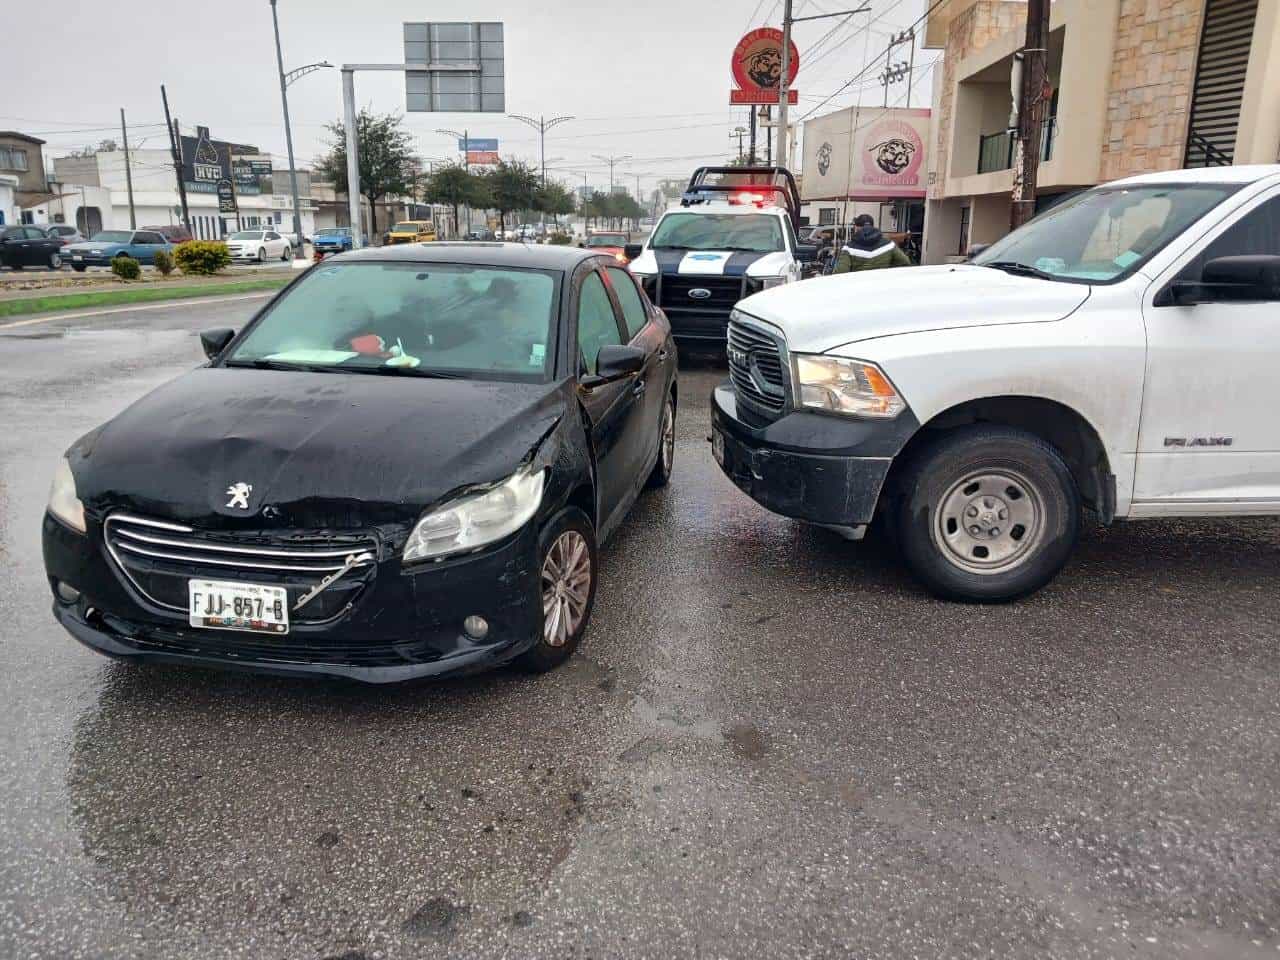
(711, 165), (1280, 600)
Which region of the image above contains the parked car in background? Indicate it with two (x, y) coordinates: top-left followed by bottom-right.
(225, 229), (292, 263)
(1, 225), (66, 270)
(386, 220), (438, 244)
(44, 224), (85, 246)
(581, 231), (631, 264)
(465, 227), (497, 241)
(145, 224), (193, 244)
(43, 243), (678, 682)
(63, 230), (173, 271)
(313, 227), (357, 255)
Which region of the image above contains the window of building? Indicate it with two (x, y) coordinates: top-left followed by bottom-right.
(20, 211), (34, 225)
(0, 147), (29, 172)
(818, 208), (837, 226)
(958, 205), (971, 256)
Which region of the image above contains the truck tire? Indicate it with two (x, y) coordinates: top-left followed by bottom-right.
(893, 425), (1079, 601)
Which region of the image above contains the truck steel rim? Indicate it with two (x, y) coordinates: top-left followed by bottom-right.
(661, 400), (675, 473)
(932, 468), (1045, 575)
(541, 530), (591, 647)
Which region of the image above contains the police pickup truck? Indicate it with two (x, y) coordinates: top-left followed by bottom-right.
(625, 166), (818, 347)
(712, 165), (1280, 601)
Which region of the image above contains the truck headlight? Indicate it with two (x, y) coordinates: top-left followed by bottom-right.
(792, 355), (906, 418)
(403, 464), (546, 562)
(47, 457), (86, 533)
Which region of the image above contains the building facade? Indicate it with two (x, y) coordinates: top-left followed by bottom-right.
(0, 131), (50, 222)
(922, 0), (1280, 263)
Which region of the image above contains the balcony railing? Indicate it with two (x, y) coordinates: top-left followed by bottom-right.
(976, 118), (1056, 174)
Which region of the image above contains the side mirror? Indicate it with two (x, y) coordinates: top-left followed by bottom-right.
(624, 243), (644, 260)
(1166, 255), (1280, 306)
(587, 344), (646, 385)
(200, 327), (235, 360)
(796, 243), (819, 263)
(966, 243), (990, 261)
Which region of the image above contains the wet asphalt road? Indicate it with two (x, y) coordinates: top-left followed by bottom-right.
(1, 298), (1279, 960)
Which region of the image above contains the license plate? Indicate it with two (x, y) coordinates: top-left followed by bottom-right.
(189, 579), (289, 634)
(711, 429), (725, 467)
(72, 255), (83, 261)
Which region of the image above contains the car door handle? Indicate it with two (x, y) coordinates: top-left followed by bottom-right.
(657, 349), (668, 364)
(632, 379), (646, 397)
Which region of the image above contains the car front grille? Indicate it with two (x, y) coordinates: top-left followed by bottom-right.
(104, 513), (378, 623)
(727, 317), (789, 418)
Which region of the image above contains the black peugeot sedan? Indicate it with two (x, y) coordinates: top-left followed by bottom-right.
(43, 244), (677, 682)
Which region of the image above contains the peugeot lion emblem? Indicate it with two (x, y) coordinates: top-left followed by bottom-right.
(225, 482), (253, 510)
(688, 287), (712, 300)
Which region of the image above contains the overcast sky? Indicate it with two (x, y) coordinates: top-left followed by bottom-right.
(8, 0), (937, 194)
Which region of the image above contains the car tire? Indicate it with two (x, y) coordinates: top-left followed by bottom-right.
(646, 393), (676, 489)
(515, 506), (598, 673)
(49, 252), (62, 270)
(71, 264), (86, 272)
(281, 245), (291, 261)
(257, 248), (265, 263)
(893, 425), (1079, 602)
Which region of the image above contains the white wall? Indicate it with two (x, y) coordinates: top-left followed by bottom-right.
(0, 177), (16, 226)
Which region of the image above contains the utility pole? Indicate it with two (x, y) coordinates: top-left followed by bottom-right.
(1010, 0), (1051, 230)
(160, 85), (191, 236)
(777, 0), (794, 171)
(764, 106), (773, 164)
(593, 153), (632, 194)
(119, 108), (136, 229)
(731, 126), (747, 162)
(749, 108), (757, 163)
(270, 0), (305, 254)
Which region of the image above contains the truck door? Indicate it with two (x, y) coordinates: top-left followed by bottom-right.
(1135, 191), (1280, 511)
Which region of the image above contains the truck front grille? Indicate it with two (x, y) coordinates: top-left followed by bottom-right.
(727, 318), (789, 416)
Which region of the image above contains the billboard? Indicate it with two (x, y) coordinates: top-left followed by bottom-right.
(458, 138), (498, 151)
(802, 106), (930, 200)
(730, 27), (800, 107)
(404, 22), (505, 113)
(179, 126), (264, 195)
(467, 151), (500, 165)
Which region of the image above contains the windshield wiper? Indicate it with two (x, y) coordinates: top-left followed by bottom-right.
(651, 244), (692, 251)
(359, 365), (464, 379)
(982, 260), (1059, 282)
(225, 358), (336, 373)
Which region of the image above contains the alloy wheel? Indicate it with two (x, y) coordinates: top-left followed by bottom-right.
(661, 399), (675, 474)
(540, 530), (592, 647)
(931, 468), (1046, 575)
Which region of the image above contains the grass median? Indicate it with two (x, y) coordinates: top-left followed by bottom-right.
(0, 276), (293, 320)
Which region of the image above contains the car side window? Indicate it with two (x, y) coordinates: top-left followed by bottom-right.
(577, 271), (624, 375)
(603, 267), (649, 340)
(267, 232), (281, 241)
(24, 227), (44, 240)
(1183, 195), (1280, 280)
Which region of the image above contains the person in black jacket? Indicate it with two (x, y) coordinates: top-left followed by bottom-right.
(832, 214), (912, 274)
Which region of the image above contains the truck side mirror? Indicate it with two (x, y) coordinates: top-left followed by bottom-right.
(624, 243), (643, 260)
(795, 243), (819, 263)
(1165, 255), (1280, 306)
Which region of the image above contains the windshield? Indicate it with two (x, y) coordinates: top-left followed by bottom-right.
(90, 231), (132, 243)
(316, 228), (346, 237)
(586, 234), (627, 247)
(229, 231), (263, 240)
(225, 261), (559, 382)
(393, 222), (429, 232)
(972, 183), (1240, 283)
(649, 213), (784, 253)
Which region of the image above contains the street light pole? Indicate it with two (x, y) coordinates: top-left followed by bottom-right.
(592, 153), (632, 194)
(436, 128), (473, 232)
(269, 0), (305, 254)
(509, 114), (573, 226)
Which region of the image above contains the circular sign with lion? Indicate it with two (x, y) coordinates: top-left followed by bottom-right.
(731, 28), (800, 92)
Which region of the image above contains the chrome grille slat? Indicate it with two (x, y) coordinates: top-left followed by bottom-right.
(114, 527), (366, 559)
(115, 542), (353, 574)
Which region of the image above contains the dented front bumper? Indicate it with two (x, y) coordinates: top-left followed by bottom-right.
(709, 381), (919, 530)
(43, 512), (542, 683)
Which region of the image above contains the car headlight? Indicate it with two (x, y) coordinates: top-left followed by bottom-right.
(792, 354), (906, 418)
(403, 464), (546, 563)
(47, 457), (86, 533)
(760, 275), (788, 289)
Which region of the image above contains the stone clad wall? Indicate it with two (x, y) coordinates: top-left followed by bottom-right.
(929, 0), (1028, 200)
(1098, 0), (1205, 180)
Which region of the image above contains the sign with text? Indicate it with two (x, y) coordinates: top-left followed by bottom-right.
(216, 180), (237, 214)
(404, 22), (505, 113)
(458, 137), (498, 152)
(179, 127), (263, 195)
(801, 106), (931, 200)
(730, 89), (799, 105)
(731, 27), (800, 94)
(466, 150), (500, 165)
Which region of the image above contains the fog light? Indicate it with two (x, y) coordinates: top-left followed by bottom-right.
(463, 615), (489, 640)
(56, 581), (81, 604)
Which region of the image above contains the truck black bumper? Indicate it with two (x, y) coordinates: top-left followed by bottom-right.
(710, 382), (918, 530)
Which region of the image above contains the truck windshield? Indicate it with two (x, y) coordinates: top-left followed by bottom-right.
(650, 213), (784, 253)
(972, 183), (1240, 284)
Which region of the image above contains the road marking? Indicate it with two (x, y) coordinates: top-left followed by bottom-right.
(0, 292), (277, 331)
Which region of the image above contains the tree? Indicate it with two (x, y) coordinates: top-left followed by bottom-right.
(315, 109), (415, 238)
(482, 160), (540, 232)
(536, 180), (575, 225)
(425, 164), (488, 238)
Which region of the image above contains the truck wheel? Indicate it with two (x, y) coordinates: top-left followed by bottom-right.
(515, 506), (598, 672)
(894, 425), (1079, 601)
